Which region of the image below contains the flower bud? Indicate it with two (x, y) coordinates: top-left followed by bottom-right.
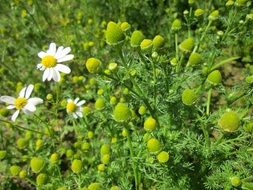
(110, 96), (117, 105)
(108, 62), (118, 71)
(30, 157), (44, 173)
(122, 128), (129, 137)
(16, 138), (27, 149)
(194, 9), (205, 17)
(170, 57), (178, 66)
(153, 35), (165, 49)
(100, 144), (110, 155)
(105, 21), (125, 45)
(120, 22), (131, 31)
(0, 150), (7, 160)
(207, 70), (222, 84)
(36, 173), (47, 185)
(218, 111), (240, 132)
(138, 105), (146, 115)
(140, 39), (153, 52)
(113, 103), (131, 122)
(97, 163), (105, 171)
(87, 131), (94, 139)
(226, 0), (234, 6)
(71, 159), (83, 173)
(171, 19), (181, 31)
(182, 88), (197, 106)
(83, 106), (91, 115)
(188, 52), (202, 66)
(130, 30), (145, 47)
(157, 151), (169, 163)
(86, 58), (102, 74)
(230, 176), (241, 187)
(208, 10), (219, 21)
(111, 186), (121, 190)
(10, 165), (21, 176)
(88, 182), (102, 190)
(179, 38), (194, 52)
(147, 138), (161, 153)
(101, 154), (110, 164)
(144, 116), (157, 131)
(50, 153), (59, 164)
(95, 98), (105, 110)
(19, 170), (27, 178)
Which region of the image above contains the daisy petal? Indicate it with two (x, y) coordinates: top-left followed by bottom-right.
(24, 103), (36, 112)
(28, 97), (43, 105)
(55, 46), (64, 58)
(56, 47), (71, 59)
(25, 84), (34, 99)
(11, 110), (20, 122)
(43, 68), (50, 82)
(38, 51), (47, 58)
(47, 42), (57, 55)
(52, 69), (61, 82)
(57, 54), (74, 62)
(73, 113), (78, 118)
(23, 109), (32, 115)
(76, 111), (83, 118)
(55, 64), (71, 74)
(7, 105), (15, 109)
(77, 100), (85, 106)
(47, 68), (53, 81)
(74, 98), (79, 104)
(37, 63), (45, 71)
(19, 86), (26, 98)
(0, 96), (15, 104)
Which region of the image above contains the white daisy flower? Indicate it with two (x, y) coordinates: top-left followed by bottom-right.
(0, 84), (43, 121)
(37, 42), (74, 82)
(66, 98), (86, 118)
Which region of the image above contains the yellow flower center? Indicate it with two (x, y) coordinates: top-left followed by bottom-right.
(66, 102), (77, 113)
(14, 98), (27, 110)
(41, 55), (57, 68)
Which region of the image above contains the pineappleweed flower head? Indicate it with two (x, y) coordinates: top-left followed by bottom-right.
(37, 42), (74, 82)
(0, 85), (43, 121)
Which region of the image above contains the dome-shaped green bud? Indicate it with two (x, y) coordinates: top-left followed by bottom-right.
(95, 98), (105, 110)
(16, 138), (27, 149)
(46, 93), (53, 101)
(19, 170), (27, 178)
(140, 39), (153, 52)
(87, 131), (94, 139)
(108, 62), (118, 71)
(171, 19), (182, 31)
(110, 186), (121, 190)
(120, 22), (131, 31)
(0, 108), (10, 117)
(66, 149), (74, 158)
(130, 30), (145, 47)
(218, 111), (240, 132)
(71, 159), (83, 173)
(83, 106), (91, 116)
(50, 153), (59, 164)
(82, 142), (91, 151)
(138, 105), (146, 115)
(36, 173), (47, 186)
(208, 10), (219, 21)
(235, 0), (248, 6)
(157, 151), (169, 163)
(101, 154), (110, 164)
(113, 103), (131, 122)
(188, 0), (195, 4)
(97, 163), (105, 171)
(110, 96), (117, 105)
(179, 38), (194, 52)
(147, 138), (161, 153)
(182, 88), (197, 106)
(170, 57), (178, 66)
(100, 144), (110, 155)
(30, 157), (44, 173)
(0, 150), (7, 160)
(230, 176), (241, 187)
(88, 182), (102, 190)
(153, 35), (165, 49)
(207, 70), (222, 84)
(122, 128), (129, 137)
(10, 165), (21, 176)
(226, 0), (234, 6)
(86, 58), (102, 74)
(36, 139), (43, 150)
(194, 9), (205, 17)
(144, 116), (157, 131)
(105, 21), (125, 45)
(188, 52), (202, 66)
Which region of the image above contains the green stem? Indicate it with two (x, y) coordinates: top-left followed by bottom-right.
(152, 60), (157, 111)
(193, 20), (212, 53)
(127, 131), (139, 190)
(206, 88), (212, 115)
(210, 56), (240, 71)
(175, 33), (179, 60)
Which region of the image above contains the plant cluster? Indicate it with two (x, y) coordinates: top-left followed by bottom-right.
(0, 0), (253, 189)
